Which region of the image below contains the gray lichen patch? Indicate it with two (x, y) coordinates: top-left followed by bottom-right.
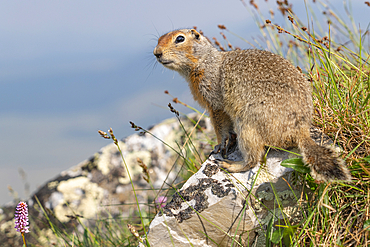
(252, 176), (301, 211)
(202, 163), (220, 177)
(211, 182), (231, 198)
(160, 177), (233, 223)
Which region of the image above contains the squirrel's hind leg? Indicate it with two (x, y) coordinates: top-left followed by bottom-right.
(215, 125), (265, 173)
(215, 159), (253, 173)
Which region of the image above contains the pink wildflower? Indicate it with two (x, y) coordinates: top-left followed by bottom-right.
(14, 201), (30, 233)
(155, 196), (167, 208)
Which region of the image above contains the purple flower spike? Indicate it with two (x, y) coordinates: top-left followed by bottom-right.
(14, 201), (30, 233)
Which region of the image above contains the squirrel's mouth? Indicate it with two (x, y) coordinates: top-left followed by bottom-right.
(157, 58), (173, 65)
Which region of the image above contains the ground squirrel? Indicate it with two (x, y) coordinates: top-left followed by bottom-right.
(153, 28), (351, 182)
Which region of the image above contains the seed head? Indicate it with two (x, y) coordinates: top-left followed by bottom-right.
(98, 130), (110, 139)
(130, 121), (141, 130)
(220, 32), (227, 40)
(14, 201), (30, 233)
(127, 223), (140, 239)
(168, 103), (179, 116)
(137, 158), (150, 183)
(108, 127), (118, 143)
(249, 0), (258, 9)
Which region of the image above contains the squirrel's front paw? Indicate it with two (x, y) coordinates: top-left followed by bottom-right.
(211, 142), (228, 158)
(210, 143), (224, 157)
(213, 144), (221, 153)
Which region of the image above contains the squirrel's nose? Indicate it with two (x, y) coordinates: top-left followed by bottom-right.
(153, 47), (162, 59)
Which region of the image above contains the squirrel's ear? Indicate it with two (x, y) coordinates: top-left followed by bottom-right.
(190, 29), (200, 40)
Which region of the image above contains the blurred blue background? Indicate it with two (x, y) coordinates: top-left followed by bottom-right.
(1, 0), (368, 205)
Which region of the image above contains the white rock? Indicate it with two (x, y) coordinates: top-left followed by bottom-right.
(146, 148), (304, 247)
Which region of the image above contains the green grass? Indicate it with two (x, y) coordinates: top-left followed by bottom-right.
(15, 0), (370, 246)
(230, 0), (370, 245)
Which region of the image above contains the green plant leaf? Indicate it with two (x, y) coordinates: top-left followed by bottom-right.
(281, 158), (310, 174)
(282, 225), (298, 247)
(271, 228), (284, 244)
(364, 219), (370, 231)
(266, 217), (274, 247)
(362, 155), (370, 164)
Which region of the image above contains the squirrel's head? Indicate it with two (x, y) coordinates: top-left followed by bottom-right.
(153, 29), (215, 73)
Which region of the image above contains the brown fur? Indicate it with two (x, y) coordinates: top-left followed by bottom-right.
(189, 68), (208, 108)
(153, 29), (351, 182)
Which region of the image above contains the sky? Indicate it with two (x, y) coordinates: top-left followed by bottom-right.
(0, 0), (368, 205)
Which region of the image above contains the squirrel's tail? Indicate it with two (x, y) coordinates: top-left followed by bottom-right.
(298, 135), (352, 182)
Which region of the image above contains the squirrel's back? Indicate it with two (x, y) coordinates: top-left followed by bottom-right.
(220, 50), (313, 133)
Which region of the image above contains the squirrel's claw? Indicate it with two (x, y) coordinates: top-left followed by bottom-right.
(211, 132), (238, 158)
(210, 142), (227, 158)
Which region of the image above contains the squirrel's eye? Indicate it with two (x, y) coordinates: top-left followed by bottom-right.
(175, 35), (185, 44)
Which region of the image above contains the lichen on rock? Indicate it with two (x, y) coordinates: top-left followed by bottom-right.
(147, 146), (310, 247)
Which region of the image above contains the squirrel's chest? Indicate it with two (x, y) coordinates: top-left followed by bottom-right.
(188, 68), (224, 110)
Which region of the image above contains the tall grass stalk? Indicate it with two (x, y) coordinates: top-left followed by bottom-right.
(106, 128), (150, 245)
